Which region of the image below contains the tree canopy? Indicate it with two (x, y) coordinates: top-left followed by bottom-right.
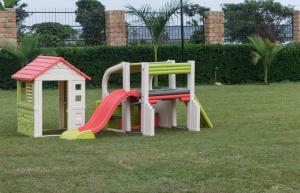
(75, 0), (106, 46)
(223, 0), (293, 43)
(31, 22), (77, 47)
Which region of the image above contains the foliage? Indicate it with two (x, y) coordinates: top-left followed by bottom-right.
(0, 0), (16, 9)
(1, 35), (41, 66)
(190, 29), (205, 44)
(15, 0), (29, 38)
(31, 22), (77, 47)
(2, 44), (300, 89)
(126, 0), (184, 62)
(223, 0), (293, 43)
(75, 0), (105, 46)
(183, 3), (210, 26)
(248, 35), (285, 84)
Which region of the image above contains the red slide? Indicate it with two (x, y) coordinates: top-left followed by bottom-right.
(79, 89), (140, 134)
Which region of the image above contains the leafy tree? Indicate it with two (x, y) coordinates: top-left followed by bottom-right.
(75, 0), (105, 46)
(223, 0), (293, 43)
(31, 22), (77, 47)
(183, 4), (209, 44)
(15, 0), (29, 37)
(190, 29), (204, 44)
(248, 35), (285, 84)
(183, 4), (209, 26)
(126, 0), (185, 61)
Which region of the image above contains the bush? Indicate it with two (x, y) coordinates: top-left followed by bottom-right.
(31, 22), (77, 47)
(2, 44), (300, 89)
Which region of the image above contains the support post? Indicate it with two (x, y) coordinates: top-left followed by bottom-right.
(168, 60), (177, 127)
(141, 63), (155, 136)
(122, 62), (131, 132)
(204, 11), (224, 44)
(34, 80), (43, 137)
(58, 81), (67, 129)
(293, 11), (300, 42)
(187, 61), (200, 131)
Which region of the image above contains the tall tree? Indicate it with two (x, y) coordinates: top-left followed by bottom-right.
(126, 0), (185, 61)
(75, 0), (106, 46)
(183, 3), (209, 44)
(223, 0), (293, 43)
(15, 0), (29, 38)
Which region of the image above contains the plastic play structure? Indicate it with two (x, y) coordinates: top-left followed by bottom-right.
(12, 56), (91, 137)
(12, 56), (213, 139)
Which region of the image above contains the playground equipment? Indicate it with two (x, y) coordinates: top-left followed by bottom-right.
(60, 60), (213, 140)
(12, 56), (212, 139)
(11, 56), (91, 137)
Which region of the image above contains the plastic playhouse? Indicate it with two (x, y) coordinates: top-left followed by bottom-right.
(12, 56), (213, 140)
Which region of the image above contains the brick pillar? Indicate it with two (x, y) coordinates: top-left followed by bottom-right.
(293, 11), (300, 43)
(204, 11), (224, 44)
(0, 8), (17, 46)
(105, 10), (126, 46)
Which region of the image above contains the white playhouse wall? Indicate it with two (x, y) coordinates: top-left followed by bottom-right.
(33, 62), (86, 137)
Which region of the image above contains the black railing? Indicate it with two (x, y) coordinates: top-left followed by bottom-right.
(23, 9), (83, 44)
(126, 11), (205, 45)
(224, 11), (293, 43)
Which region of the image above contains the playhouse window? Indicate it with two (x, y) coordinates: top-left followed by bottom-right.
(75, 84), (82, 90)
(20, 81), (26, 102)
(75, 95), (82, 102)
(20, 81), (33, 103)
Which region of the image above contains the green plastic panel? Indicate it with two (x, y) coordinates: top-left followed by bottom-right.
(60, 129), (95, 140)
(149, 63), (191, 75)
(17, 81), (35, 137)
(17, 104), (35, 136)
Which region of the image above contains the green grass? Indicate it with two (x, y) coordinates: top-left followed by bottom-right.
(1, 83), (300, 193)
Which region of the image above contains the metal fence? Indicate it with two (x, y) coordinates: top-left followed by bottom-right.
(224, 12), (293, 43)
(22, 9), (294, 46)
(126, 11), (205, 45)
(24, 9), (83, 43)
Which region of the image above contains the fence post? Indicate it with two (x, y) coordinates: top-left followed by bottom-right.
(105, 10), (127, 46)
(204, 11), (224, 44)
(293, 10), (300, 43)
(0, 8), (17, 46)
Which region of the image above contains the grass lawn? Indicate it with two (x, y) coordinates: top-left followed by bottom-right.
(0, 83), (300, 193)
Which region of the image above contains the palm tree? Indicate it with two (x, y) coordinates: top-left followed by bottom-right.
(248, 35), (285, 84)
(0, 0), (17, 10)
(1, 35), (41, 66)
(126, 0), (186, 62)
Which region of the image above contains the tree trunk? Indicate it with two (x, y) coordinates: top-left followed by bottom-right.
(264, 68), (268, 84)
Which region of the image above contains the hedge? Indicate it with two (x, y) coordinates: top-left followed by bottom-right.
(1, 44), (300, 89)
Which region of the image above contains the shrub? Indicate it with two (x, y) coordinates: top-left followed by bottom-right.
(2, 44), (300, 89)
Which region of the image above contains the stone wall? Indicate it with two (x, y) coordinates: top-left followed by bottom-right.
(204, 11), (224, 44)
(105, 10), (126, 46)
(0, 8), (17, 46)
(293, 11), (300, 43)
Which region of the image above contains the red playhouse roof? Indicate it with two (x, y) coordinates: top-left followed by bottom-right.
(11, 56), (91, 81)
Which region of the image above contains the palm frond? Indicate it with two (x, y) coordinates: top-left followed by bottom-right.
(251, 51), (261, 65)
(1, 35), (40, 66)
(4, 0), (16, 8)
(19, 35), (41, 64)
(0, 2), (4, 10)
(2, 43), (25, 62)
